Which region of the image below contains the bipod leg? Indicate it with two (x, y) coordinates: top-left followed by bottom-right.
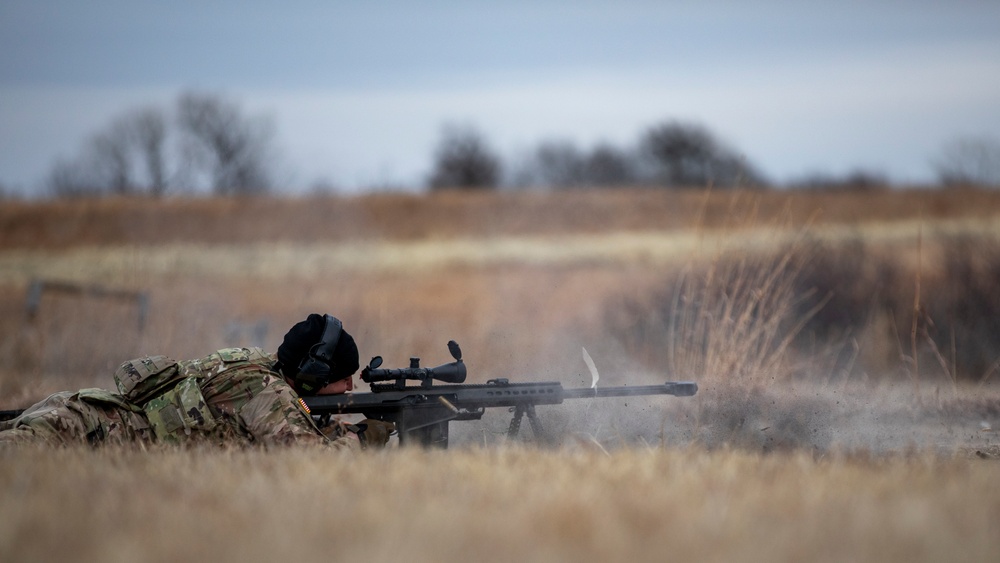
(507, 404), (527, 440)
(525, 404), (551, 445)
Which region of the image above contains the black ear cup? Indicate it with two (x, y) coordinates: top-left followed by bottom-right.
(294, 315), (342, 394)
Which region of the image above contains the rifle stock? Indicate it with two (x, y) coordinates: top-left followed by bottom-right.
(0, 409), (22, 422)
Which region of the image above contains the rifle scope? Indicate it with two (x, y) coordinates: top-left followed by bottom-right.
(361, 340), (467, 386)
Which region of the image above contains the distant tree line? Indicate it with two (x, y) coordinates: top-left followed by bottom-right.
(13, 92), (1000, 198)
(932, 136), (1000, 188)
(427, 121), (768, 191)
(426, 125), (1000, 191)
(47, 92), (277, 198)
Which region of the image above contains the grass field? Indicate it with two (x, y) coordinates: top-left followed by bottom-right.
(2, 446), (998, 563)
(1, 187), (999, 561)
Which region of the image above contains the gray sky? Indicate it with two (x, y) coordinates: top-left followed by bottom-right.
(1, 0), (999, 194)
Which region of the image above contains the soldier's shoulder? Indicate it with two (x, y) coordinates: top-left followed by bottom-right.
(181, 347), (276, 376)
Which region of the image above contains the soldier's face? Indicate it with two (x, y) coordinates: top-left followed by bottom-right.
(315, 376), (353, 395)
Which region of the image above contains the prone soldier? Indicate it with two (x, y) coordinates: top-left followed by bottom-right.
(0, 313), (393, 450)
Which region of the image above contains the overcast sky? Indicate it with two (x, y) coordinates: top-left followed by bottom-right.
(2, 0), (999, 194)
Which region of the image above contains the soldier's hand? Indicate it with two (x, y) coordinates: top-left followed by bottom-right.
(355, 419), (395, 448)
(319, 421), (353, 441)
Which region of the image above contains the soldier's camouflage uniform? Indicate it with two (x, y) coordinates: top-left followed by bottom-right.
(0, 347), (357, 450)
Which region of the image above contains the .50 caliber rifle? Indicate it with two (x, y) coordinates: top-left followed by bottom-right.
(308, 341), (697, 448)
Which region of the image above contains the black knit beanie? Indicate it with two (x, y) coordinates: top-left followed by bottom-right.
(277, 313), (359, 382)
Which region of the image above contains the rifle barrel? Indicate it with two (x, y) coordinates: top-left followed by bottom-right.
(561, 381), (697, 399)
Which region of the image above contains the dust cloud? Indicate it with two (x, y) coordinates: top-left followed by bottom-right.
(450, 377), (1000, 457)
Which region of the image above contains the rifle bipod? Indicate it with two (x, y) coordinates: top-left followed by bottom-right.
(506, 403), (551, 445)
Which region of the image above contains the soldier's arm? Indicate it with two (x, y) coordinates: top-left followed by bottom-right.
(238, 377), (359, 449)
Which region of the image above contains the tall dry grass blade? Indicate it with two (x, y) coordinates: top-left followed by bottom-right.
(910, 220), (923, 396)
(921, 319), (958, 393)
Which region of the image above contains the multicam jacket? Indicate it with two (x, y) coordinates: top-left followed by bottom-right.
(0, 347), (357, 450)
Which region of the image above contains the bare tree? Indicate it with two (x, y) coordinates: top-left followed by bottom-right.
(177, 92), (275, 195)
(45, 106), (173, 197)
(46, 157), (103, 198)
(522, 140), (585, 188)
(581, 143), (638, 188)
(46, 129), (133, 198)
(91, 122), (135, 195)
(516, 139), (639, 189)
(427, 125), (501, 190)
(933, 136), (1000, 187)
(126, 107), (169, 197)
(45, 94), (283, 198)
(640, 121), (765, 188)
(510, 140), (578, 189)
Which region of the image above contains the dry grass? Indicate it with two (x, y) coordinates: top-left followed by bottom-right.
(3, 187), (1000, 249)
(2, 446), (999, 563)
(2, 188), (1000, 561)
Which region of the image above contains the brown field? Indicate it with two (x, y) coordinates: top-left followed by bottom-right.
(3, 446), (998, 563)
(2, 187), (1000, 561)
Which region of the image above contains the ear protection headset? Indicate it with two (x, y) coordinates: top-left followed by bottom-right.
(294, 314), (342, 395)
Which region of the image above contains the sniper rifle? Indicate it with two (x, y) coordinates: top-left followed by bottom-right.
(308, 340), (697, 448)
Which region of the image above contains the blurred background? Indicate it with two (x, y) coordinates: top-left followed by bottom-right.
(1, 1), (1000, 454)
(1, 0), (999, 197)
